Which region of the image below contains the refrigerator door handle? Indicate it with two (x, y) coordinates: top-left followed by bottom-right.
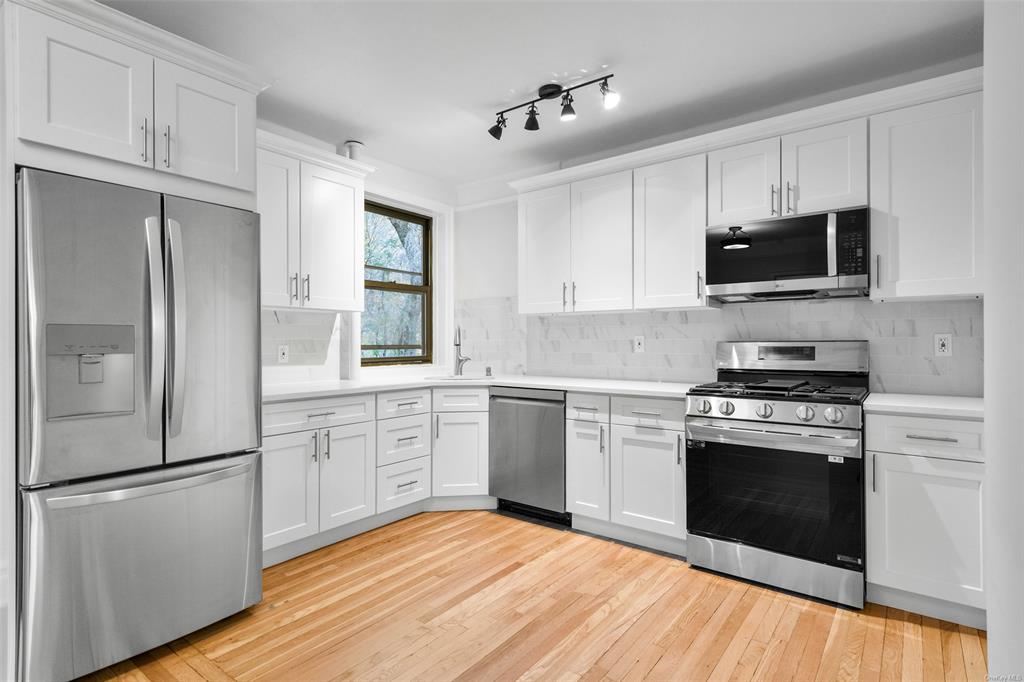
(166, 218), (187, 438)
(144, 217), (166, 441)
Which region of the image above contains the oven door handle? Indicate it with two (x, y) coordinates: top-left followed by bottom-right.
(686, 422), (862, 458)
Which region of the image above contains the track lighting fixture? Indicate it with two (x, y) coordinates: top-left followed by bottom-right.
(487, 74), (617, 140)
(560, 93), (576, 122)
(720, 226), (753, 250)
(488, 114), (507, 140)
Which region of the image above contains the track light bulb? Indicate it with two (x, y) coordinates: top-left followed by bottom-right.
(488, 114), (507, 140)
(600, 79), (620, 109)
(560, 93), (577, 122)
(525, 104), (540, 131)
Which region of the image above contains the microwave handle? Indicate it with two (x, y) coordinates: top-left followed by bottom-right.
(826, 212), (838, 277)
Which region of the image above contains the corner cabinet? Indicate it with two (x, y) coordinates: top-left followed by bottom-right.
(869, 92), (983, 301)
(432, 388), (489, 497)
(319, 422), (376, 531)
(257, 131), (374, 312)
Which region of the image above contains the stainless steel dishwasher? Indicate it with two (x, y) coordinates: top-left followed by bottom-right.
(489, 386), (568, 524)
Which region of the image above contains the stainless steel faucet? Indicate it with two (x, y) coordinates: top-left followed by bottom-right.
(454, 326), (471, 376)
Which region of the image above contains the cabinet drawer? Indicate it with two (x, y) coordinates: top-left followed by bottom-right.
(263, 394), (375, 437)
(377, 456), (431, 513)
(377, 389), (432, 419)
(377, 412), (432, 467)
(866, 414), (982, 462)
(567, 393), (610, 423)
(611, 396), (686, 430)
(432, 387), (489, 412)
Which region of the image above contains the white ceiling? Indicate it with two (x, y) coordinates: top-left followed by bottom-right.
(104, 1), (982, 188)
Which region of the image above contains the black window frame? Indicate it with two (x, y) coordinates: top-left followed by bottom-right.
(361, 201), (433, 366)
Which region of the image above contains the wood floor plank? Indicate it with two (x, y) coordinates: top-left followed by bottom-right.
(81, 511), (985, 682)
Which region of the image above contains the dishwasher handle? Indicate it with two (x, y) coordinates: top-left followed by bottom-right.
(490, 396), (566, 408)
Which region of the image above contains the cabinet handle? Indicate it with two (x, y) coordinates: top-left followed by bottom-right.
(600, 425), (606, 487)
(871, 452), (876, 493)
(599, 424), (605, 453)
(905, 433), (959, 444)
(303, 274), (311, 301)
(677, 434), (683, 465)
(307, 411), (336, 419)
(770, 184), (778, 215)
(786, 181), (793, 214)
(397, 435), (417, 444)
(435, 414), (440, 439)
(397, 401), (419, 409)
(290, 273), (299, 301)
(141, 118), (148, 162)
(163, 125), (171, 168)
(397, 480), (419, 489)
(696, 271), (703, 302)
(631, 410), (662, 417)
(323, 431), (331, 460)
(575, 405), (599, 412)
(572, 282), (577, 310)
(312, 432), (319, 463)
(875, 255), (880, 289)
(562, 282), (567, 311)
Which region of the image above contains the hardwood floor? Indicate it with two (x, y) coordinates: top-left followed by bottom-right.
(84, 511), (987, 681)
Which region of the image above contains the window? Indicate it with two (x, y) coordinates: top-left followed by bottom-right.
(361, 202), (432, 365)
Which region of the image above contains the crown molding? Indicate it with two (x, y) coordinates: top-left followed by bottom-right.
(257, 129), (376, 178)
(509, 67), (983, 193)
(7, 0), (269, 93)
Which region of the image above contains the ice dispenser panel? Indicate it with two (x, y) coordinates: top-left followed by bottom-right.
(46, 324), (135, 419)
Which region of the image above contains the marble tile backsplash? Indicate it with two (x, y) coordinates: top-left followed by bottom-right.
(261, 309), (352, 385)
(454, 296), (983, 397)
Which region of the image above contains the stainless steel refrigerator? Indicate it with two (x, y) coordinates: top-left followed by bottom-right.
(16, 168), (263, 681)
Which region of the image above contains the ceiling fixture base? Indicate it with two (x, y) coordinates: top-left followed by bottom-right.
(537, 83), (564, 100)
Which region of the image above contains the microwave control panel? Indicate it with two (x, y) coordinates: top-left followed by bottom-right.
(836, 209), (869, 276)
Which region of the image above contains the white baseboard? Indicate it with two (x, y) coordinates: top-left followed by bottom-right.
(867, 583), (986, 629)
(571, 515), (687, 557)
(422, 495), (497, 511)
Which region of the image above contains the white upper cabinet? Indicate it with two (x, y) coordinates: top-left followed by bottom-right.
(319, 422), (376, 532)
(257, 149), (301, 307)
(433, 411), (488, 497)
(609, 424), (686, 538)
(517, 185), (572, 314)
(707, 138), (781, 226)
(633, 155), (710, 309)
(870, 93), (983, 301)
(262, 430), (319, 551)
(781, 119), (867, 215)
(570, 170), (634, 312)
(154, 60), (256, 190)
(566, 419), (610, 522)
(299, 161), (365, 311)
(16, 8), (153, 167)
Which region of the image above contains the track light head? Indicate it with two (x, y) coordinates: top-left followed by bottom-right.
(600, 79), (621, 109)
(488, 114), (507, 140)
(560, 93), (577, 122)
(524, 104), (540, 131)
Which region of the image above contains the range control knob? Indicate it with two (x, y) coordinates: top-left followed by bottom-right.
(718, 400), (736, 416)
(795, 405), (815, 422)
(695, 399), (712, 415)
(823, 406), (844, 424)
(755, 402), (774, 419)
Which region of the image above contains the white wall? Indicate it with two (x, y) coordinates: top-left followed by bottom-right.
(454, 201), (517, 299)
(983, 2), (1024, 675)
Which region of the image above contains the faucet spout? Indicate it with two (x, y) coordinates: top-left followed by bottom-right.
(454, 325), (471, 376)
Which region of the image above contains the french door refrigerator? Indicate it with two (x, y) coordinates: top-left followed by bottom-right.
(16, 168), (262, 681)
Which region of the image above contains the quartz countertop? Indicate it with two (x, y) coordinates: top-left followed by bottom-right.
(263, 375), (699, 404)
(863, 393), (983, 420)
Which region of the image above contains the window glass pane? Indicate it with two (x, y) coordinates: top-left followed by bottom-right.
(365, 210), (424, 285)
(361, 289), (425, 359)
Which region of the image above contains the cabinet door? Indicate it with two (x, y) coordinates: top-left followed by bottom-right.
(566, 420), (609, 521)
(262, 430), (319, 550)
(610, 424), (685, 537)
(518, 185), (571, 314)
(869, 93), (983, 300)
(319, 422), (376, 531)
(707, 138), (781, 226)
(781, 119), (867, 215)
(299, 162), (364, 311)
(633, 155), (709, 309)
(16, 7), (153, 166)
(866, 451), (984, 608)
(154, 59), (256, 190)
(570, 171), (634, 312)
(433, 412), (488, 497)
(257, 149), (301, 307)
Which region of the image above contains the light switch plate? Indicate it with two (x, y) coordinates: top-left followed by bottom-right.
(934, 333), (952, 356)
(277, 344), (290, 363)
(633, 336), (645, 353)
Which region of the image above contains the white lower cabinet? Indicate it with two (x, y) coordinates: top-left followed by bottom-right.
(378, 456), (431, 513)
(566, 419), (609, 521)
(261, 430), (319, 550)
(866, 450), (984, 608)
(433, 412), (489, 497)
(609, 424), (685, 538)
(319, 422), (376, 532)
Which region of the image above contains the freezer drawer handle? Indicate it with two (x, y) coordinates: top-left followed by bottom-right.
(46, 461), (253, 510)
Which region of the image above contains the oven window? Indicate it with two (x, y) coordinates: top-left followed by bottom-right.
(686, 440), (863, 569)
(705, 215), (829, 285)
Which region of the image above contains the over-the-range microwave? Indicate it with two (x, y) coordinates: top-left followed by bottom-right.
(704, 208), (869, 303)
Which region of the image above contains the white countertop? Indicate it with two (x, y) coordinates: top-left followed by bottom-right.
(263, 375), (699, 403)
(863, 393), (983, 420)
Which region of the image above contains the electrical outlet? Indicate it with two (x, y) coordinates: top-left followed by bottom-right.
(633, 336), (645, 353)
(277, 344), (290, 363)
(934, 333), (952, 356)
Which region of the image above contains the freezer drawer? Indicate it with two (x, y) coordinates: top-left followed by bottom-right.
(19, 453), (262, 681)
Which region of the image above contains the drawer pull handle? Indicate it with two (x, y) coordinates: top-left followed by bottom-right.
(308, 411), (336, 419)
(575, 406), (599, 411)
(397, 436), (417, 443)
(631, 410), (662, 417)
(905, 434), (959, 444)
(397, 401), (419, 408)
(397, 480), (418, 489)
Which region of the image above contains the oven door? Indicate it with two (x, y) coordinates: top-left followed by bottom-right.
(685, 418), (863, 571)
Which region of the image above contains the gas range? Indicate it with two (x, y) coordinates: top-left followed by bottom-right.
(687, 379), (867, 429)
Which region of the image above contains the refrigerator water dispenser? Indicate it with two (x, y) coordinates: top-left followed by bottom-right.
(45, 324), (135, 419)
